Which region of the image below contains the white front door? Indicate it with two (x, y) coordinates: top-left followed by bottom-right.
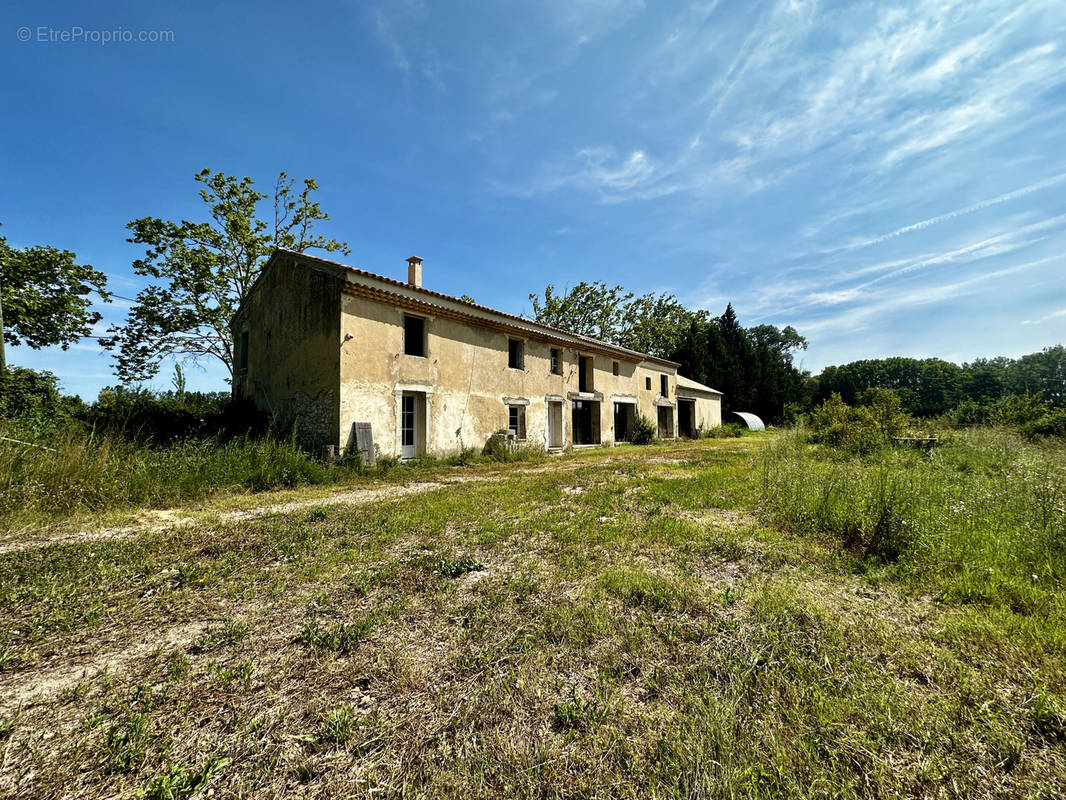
(400, 392), (424, 458)
(547, 401), (563, 448)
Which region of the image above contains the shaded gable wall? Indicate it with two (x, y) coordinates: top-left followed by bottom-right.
(232, 257), (342, 449)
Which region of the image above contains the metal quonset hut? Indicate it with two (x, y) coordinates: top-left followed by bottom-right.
(731, 411), (765, 431)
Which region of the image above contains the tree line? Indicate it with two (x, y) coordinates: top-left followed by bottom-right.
(814, 350), (1066, 416)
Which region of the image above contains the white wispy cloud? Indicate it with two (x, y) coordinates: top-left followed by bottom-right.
(553, 0), (646, 44)
(794, 254), (1062, 335)
(743, 214), (1066, 322)
(502, 0), (1066, 204)
(827, 172), (1066, 253)
(374, 11), (410, 74)
(371, 4), (447, 91)
(1022, 307), (1066, 325)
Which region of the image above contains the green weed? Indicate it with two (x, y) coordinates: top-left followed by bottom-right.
(300, 610), (390, 653)
(436, 555), (485, 578)
(103, 713), (154, 774)
(141, 756), (230, 800)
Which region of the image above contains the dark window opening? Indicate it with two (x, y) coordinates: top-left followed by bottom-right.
(237, 330), (249, 373)
(550, 348), (561, 375)
(612, 361), (619, 376)
(507, 405), (526, 439)
(508, 338), (525, 370)
(404, 315), (426, 357)
(578, 355), (593, 392)
(645, 376), (652, 391)
(660, 374), (669, 396)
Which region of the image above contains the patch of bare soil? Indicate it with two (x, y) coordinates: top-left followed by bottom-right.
(0, 475), (498, 556)
(680, 508), (759, 530)
(0, 622), (206, 713)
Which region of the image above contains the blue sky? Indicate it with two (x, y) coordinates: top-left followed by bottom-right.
(2, 0), (1065, 399)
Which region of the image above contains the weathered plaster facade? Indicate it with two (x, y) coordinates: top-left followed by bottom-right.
(676, 375), (724, 436)
(231, 255), (342, 449)
(232, 250), (723, 457)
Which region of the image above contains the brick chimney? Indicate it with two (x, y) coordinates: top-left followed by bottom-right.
(406, 256), (423, 288)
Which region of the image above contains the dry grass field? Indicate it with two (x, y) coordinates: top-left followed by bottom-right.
(1, 432), (1064, 799)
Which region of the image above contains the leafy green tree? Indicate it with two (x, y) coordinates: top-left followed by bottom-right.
(748, 324), (807, 358)
(963, 357), (1008, 402)
(0, 228), (109, 372)
(618, 292), (703, 358)
(1005, 346), (1066, 407)
(809, 393), (887, 455)
(102, 169), (349, 383)
(529, 282), (633, 343)
(671, 306), (808, 422)
(815, 348), (1066, 419)
(0, 367), (63, 419)
(710, 304), (754, 411)
(529, 281), (701, 358)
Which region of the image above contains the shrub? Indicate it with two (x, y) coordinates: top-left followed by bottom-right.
(482, 429), (512, 459)
(781, 401), (807, 426)
(988, 393), (1048, 428)
(705, 422), (743, 439)
(857, 388), (911, 440)
(1023, 408), (1066, 439)
(80, 386), (264, 443)
(808, 394), (884, 455)
(949, 399), (991, 427)
(630, 414), (656, 445)
(481, 430), (545, 462)
(0, 367), (82, 430)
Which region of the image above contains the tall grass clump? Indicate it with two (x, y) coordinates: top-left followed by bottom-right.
(480, 430), (547, 462)
(756, 427), (1066, 610)
(0, 423), (349, 527)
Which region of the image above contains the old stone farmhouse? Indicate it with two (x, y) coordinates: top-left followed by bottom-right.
(231, 250), (723, 458)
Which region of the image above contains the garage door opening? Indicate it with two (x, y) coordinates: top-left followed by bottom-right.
(613, 402), (635, 443)
(572, 400), (601, 445)
(678, 399), (696, 438)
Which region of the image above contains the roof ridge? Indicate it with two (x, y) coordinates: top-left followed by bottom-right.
(274, 248), (680, 367)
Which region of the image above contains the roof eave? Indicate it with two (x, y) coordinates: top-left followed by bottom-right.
(277, 248), (681, 368)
